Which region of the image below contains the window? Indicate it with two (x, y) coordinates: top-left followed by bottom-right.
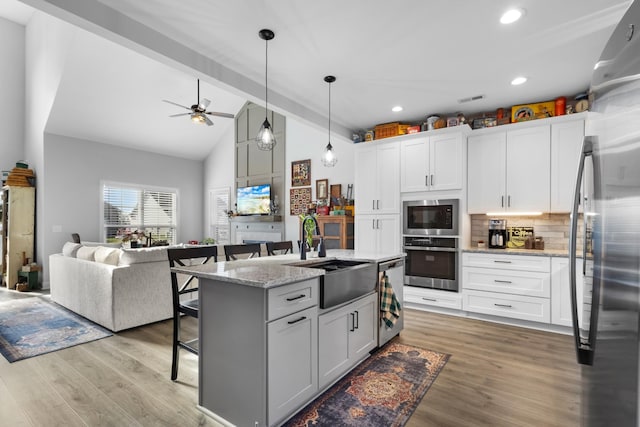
(102, 182), (178, 245)
(209, 187), (230, 245)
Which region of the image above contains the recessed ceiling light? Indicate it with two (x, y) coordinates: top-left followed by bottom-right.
(511, 76), (527, 86)
(500, 8), (525, 24)
(392, 106), (403, 112)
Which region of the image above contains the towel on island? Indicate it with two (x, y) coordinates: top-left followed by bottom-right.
(380, 272), (401, 328)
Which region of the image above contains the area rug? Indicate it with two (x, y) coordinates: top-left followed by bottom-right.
(283, 342), (450, 427)
(0, 297), (112, 362)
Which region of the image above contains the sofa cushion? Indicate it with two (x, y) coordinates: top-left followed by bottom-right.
(76, 246), (98, 261)
(94, 247), (122, 266)
(62, 242), (82, 258)
(82, 241), (122, 248)
(119, 246), (172, 266)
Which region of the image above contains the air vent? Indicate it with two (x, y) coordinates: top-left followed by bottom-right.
(458, 94), (485, 103)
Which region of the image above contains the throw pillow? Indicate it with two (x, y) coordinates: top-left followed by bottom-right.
(94, 247), (122, 266)
(62, 242), (82, 258)
(76, 246), (98, 261)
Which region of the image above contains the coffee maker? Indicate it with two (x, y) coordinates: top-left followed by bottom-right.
(488, 219), (507, 249)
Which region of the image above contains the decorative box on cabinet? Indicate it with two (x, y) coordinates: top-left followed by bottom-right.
(1, 186), (35, 289)
(462, 252), (551, 323)
(313, 215), (354, 249)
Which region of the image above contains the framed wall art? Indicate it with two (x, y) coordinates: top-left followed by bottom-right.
(290, 187), (312, 215)
(330, 184), (342, 205)
(316, 179), (328, 200)
(291, 159), (311, 187)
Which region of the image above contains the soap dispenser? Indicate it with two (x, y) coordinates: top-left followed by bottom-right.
(317, 237), (326, 257)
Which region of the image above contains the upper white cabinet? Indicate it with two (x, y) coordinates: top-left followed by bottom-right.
(400, 131), (463, 192)
(550, 119), (585, 212)
(468, 125), (550, 213)
(355, 141), (400, 215)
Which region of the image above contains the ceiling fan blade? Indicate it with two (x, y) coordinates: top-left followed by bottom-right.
(169, 113), (190, 117)
(203, 115), (214, 126)
(198, 98), (211, 111)
(206, 111), (235, 119)
(162, 99), (191, 110)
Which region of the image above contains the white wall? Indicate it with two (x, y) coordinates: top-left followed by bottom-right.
(42, 133), (204, 287)
(284, 117), (355, 244)
(203, 124), (235, 237)
(0, 17), (25, 173)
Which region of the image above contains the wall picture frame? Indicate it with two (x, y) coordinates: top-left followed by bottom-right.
(316, 179), (328, 200)
(291, 159), (311, 187)
(290, 187), (312, 215)
(330, 184), (342, 206)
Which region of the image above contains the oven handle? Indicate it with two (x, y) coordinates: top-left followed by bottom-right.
(402, 246), (457, 253)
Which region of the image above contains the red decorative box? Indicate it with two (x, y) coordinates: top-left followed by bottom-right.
(407, 126), (421, 134)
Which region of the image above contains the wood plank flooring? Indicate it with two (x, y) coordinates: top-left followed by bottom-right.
(0, 289), (580, 426)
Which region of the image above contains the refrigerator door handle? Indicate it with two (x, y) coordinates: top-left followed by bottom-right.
(569, 136), (595, 365)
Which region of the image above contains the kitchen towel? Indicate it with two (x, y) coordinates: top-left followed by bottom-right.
(380, 273), (401, 328)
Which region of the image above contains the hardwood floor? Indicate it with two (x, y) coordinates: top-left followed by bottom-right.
(0, 289), (580, 426)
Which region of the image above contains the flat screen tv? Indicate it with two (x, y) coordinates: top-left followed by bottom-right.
(236, 184), (271, 215)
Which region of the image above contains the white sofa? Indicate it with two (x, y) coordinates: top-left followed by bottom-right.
(49, 242), (175, 332)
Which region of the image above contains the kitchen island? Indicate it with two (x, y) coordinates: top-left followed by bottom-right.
(172, 249), (404, 427)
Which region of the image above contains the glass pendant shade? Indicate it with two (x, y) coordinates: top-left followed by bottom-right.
(256, 118), (276, 150)
(322, 75), (337, 167)
(322, 141), (337, 167)
(256, 29), (276, 151)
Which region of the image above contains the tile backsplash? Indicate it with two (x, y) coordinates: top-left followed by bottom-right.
(470, 213), (583, 251)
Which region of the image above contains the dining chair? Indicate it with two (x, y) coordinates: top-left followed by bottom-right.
(266, 241), (293, 256)
(167, 245), (218, 381)
(71, 233), (81, 243)
(224, 243), (262, 261)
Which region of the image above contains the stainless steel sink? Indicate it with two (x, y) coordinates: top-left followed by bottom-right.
(305, 260), (377, 309)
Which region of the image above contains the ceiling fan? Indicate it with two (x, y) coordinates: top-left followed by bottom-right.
(162, 79), (235, 126)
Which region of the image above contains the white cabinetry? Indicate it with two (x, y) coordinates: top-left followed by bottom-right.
(462, 253), (551, 323)
(467, 125), (550, 213)
(404, 286), (462, 310)
(400, 131), (463, 192)
(318, 292), (377, 389)
(355, 142), (400, 215)
(550, 119), (585, 212)
(551, 257), (584, 327)
(354, 214), (400, 253)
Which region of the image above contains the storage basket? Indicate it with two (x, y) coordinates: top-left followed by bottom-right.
(374, 122), (410, 140)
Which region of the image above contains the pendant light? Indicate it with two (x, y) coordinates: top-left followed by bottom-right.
(322, 75), (338, 167)
(256, 29), (276, 151)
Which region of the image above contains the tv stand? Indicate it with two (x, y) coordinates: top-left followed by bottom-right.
(230, 216), (283, 244)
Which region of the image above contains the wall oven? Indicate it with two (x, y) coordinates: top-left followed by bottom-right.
(403, 199), (459, 291)
(403, 199), (458, 236)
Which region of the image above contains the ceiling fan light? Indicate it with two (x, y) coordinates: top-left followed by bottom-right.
(322, 142), (337, 167)
(191, 113), (205, 124)
(256, 118), (276, 150)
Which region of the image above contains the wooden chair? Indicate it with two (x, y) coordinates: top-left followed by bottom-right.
(71, 233), (81, 243)
(167, 245), (218, 381)
(224, 243), (262, 261)
(266, 241), (293, 256)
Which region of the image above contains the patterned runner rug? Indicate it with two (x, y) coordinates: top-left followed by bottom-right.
(283, 341), (450, 427)
(0, 297), (112, 362)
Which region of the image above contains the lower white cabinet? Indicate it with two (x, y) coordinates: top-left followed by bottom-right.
(462, 253), (551, 323)
(550, 257), (584, 327)
(318, 292), (377, 389)
(268, 306), (318, 425)
(404, 286), (462, 310)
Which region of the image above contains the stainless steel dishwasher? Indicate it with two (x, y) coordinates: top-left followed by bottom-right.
(378, 257), (405, 347)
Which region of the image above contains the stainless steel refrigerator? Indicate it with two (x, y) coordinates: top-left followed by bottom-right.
(570, 1), (640, 425)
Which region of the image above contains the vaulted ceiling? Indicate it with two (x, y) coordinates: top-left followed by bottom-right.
(1, 0), (632, 159)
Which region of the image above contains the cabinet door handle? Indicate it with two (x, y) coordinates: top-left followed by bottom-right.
(422, 297), (437, 302)
(376, 219), (380, 229)
(350, 313), (355, 332)
(430, 174), (434, 186)
(425, 175), (429, 187)
(508, 195), (511, 207)
(494, 280), (513, 284)
(286, 294), (306, 301)
(372, 200), (375, 210)
(354, 310), (359, 329)
(287, 316), (307, 325)
(372, 219), (376, 229)
(493, 260), (512, 264)
(376, 200), (380, 210)
(494, 303), (513, 308)
(501, 196), (504, 207)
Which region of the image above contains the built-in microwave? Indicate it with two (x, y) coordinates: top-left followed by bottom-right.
(403, 199), (459, 236)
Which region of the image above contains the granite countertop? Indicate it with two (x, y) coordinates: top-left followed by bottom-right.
(171, 249), (405, 289)
(462, 247), (569, 257)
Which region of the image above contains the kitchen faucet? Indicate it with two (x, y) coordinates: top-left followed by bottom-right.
(300, 214), (325, 259)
